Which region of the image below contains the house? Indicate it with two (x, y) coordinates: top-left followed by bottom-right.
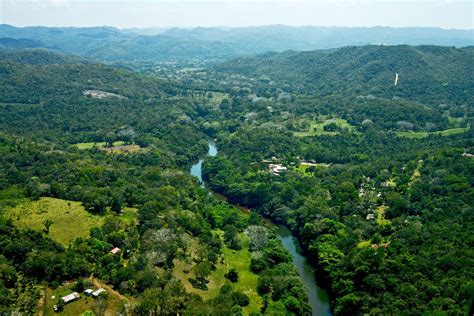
(84, 289), (94, 296)
(61, 292), (80, 304)
(110, 247), (120, 255)
(92, 288), (106, 298)
(366, 214), (375, 220)
(269, 164), (287, 175)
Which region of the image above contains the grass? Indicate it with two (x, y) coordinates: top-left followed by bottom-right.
(432, 127), (470, 136)
(294, 118), (357, 137)
(293, 162), (330, 175)
(42, 277), (129, 316)
(448, 116), (465, 125)
(395, 126), (470, 138)
(100, 144), (142, 154)
(207, 92), (230, 105)
(5, 197), (104, 247)
(394, 131), (428, 138)
(375, 205), (390, 226)
(73, 141), (125, 149)
(357, 240), (371, 248)
(119, 207), (139, 225)
(173, 232), (262, 315)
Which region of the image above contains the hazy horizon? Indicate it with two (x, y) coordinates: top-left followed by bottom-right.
(1, 23), (473, 32)
(1, 0), (473, 30)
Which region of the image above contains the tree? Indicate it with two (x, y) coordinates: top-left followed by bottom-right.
(224, 225), (242, 250)
(111, 195), (122, 214)
(104, 132), (116, 147)
(245, 225), (268, 253)
(225, 268), (239, 283)
(43, 219), (53, 234)
(192, 262), (212, 289)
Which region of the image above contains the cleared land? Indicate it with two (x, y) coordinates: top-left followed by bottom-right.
(73, 141), (125, 149)
(41, 277), (129, 316)
(173, 232), (262, 315)
(6, 197), (104, 246)
(293, 162), (330, 175)
(395, 126), (470, 138)
(294, 118), (357, 137)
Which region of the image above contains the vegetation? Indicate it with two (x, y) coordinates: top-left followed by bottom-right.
(0, 39), (473, 316)
(5, 197), (104, 246)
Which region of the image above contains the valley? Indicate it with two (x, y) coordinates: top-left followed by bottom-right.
(0, 23), (473, 316)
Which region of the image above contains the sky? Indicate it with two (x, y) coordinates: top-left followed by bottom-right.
(1, 0), (473, 29)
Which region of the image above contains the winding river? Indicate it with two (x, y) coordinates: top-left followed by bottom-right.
(190, 140), (331, 316)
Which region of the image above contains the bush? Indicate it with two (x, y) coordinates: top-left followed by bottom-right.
(231, 291), (250, 307)
(225, 268), (239, 283)
(250, 257), (267, 273)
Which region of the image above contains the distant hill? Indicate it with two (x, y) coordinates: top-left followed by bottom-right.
(0, 24), (472, 63)
(163, 25), (474, 51)
(215, 45), (474, 105)
(0, 48), (89, 65)
(0, 24), (244, 62)
(0, 37), (49, 49)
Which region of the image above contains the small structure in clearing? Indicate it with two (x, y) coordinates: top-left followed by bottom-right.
(269, 164), (287, 176)
(84, 289), (94, 296)
(92, 288), (106, 298)
(110, 247), (121, 255)
(83, 89), (125, 99)
(61, 292), (80, 304)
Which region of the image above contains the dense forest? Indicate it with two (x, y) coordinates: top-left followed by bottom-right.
(0, 37), (473, 316)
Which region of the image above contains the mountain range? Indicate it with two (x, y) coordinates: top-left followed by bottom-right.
(1, 24), (472, 62)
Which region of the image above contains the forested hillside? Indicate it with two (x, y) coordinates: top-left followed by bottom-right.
(215, 45), (474, 105)
(199, 44), (474, 315)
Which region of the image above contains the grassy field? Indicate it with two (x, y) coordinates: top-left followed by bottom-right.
(73, 141), (125, 149)
(173, 232), (262, 315)
(293, 162), (331, 175)
(294, 118), (357, 137)
(207, 92), (230, 106)
(6, 197), (104, 246)
(375, 205), (390, 226)
(395, 126), (470, 138)
(99, 144), (142, 154)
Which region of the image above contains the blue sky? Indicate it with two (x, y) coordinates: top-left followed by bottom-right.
(1, 0), (473, 29)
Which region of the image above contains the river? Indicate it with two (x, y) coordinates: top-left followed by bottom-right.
(190, 139), (331, 316)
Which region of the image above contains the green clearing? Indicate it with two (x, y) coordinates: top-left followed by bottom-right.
(174, 232), (261, 315)
(395, 126), (470, 138)
(293, 162), (330, 175)
(5, 197), (104, 246)
(294, 118), (357, 137)
(357, 240), (371, 248)
(433, 127), (470, 136)
(375, 205), (390, 226)
(448, 116), (465, 125)
(207, 92), (230, 105)
(73, 141), (125, 149)
(119, 207), (139, 225)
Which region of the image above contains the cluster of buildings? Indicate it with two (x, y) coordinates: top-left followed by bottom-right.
(54, 287), (107, 312)
(269, 164), (287, 176)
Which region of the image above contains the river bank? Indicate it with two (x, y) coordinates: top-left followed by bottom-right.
(190, 139), (332, 316)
